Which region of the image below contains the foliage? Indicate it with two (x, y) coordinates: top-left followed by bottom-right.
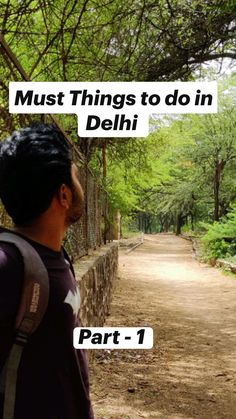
(1, 1), (236, 136)
(102, 73), (236, 236)
(1, 1), (236, 247)
(201, 205), (236, 260)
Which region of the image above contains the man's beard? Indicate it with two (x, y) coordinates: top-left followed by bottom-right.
(65, 186), (84, 226)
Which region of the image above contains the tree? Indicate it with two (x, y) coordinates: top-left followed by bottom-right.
(104, 84), (236, 235)
(1, 1), (236, 84)
(1, 1), (236, 237)
(190, 110), (236, 221)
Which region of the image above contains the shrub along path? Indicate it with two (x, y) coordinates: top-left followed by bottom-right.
(89, 233), (236, 418)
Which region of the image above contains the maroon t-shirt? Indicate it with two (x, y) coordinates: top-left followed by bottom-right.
(0, 227), (94, 419)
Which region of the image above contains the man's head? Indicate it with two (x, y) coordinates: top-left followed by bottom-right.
(0, 123), (84, 227)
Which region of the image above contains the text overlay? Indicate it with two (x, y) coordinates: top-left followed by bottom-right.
(9, 82), (217, 137)
(73, 327), (153, 349)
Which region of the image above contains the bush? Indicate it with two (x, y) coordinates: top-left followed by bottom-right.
(201, 205), (236, 261)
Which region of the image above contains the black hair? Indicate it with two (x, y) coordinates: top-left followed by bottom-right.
(0, 123), (73, 225)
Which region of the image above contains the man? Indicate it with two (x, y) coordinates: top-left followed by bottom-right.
(0, 124), (94, 418)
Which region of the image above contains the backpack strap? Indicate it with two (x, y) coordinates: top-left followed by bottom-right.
(0, 232), (50, 419)
(62, 247), (75, 277)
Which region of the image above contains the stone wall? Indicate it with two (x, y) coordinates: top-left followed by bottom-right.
(74, 242), (118, 327)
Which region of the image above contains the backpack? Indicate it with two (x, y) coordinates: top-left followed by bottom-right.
(0, 232), (50, 419)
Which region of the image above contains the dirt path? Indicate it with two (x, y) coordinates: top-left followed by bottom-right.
(90, 234), (236, 419)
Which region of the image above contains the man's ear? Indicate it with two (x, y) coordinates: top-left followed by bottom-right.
(57, 184), (71, 209)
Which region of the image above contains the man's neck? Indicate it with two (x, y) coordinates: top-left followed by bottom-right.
(13, 222), (65, 252)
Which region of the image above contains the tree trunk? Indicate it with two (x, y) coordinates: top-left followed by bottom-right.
(213, 160), (225, 222)
(190, 212), (194, 231)
(102, 142), (108, 243)
(164, 217), (169, 232)
(176, 214), (182, 235)
(214, 165), (220, 221)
